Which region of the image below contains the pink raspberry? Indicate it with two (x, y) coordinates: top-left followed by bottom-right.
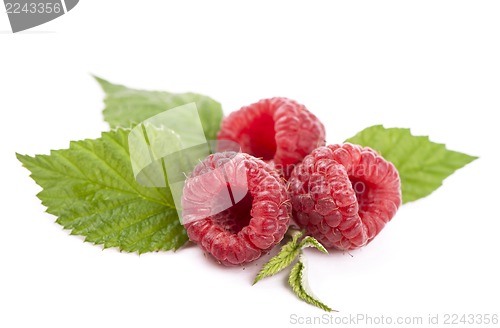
(217, 97), (326, 178)
(288, 143), (401, 250)
(182, 152), (291, 265)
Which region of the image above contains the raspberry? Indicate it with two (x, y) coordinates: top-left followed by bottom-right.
(288, 143), (401, 250)
(217, 97), (326, 178)
(182, 152), (291, 265)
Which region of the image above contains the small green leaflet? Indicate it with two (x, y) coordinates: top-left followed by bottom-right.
(254, 231), (328, 284)
(17, 129), (188, 253)
(289, 255), (335, 312)
(253, 231), (305, 284)
(254, 230), (332, 312)
(346, 125), (477, 203)
(94, 76), (223, 141)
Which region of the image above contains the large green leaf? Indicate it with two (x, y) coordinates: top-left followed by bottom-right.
(17, 129), (187, 253)
(346, 125), (477, 203)
(95, 76), (223, 141)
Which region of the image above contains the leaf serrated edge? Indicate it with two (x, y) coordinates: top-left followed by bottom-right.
(253, 231), (331, 285)
(288, 255), (335, 313)
(253, 231), (304, 284)
(299, 236), (328, 254)
(345, 124), (478, 204)
(16, 129), (188, 253)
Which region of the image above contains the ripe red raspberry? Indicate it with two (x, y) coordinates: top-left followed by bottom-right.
(182, 152), (291, 265)
(288, 143), (401, 250)
(217, 97), (326, 178)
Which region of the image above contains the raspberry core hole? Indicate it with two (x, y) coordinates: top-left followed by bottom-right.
(246, 113), (277, 160)
(214, 189), (253, 234)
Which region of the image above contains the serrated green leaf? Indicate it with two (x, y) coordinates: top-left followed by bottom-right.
(345, 125), (477, 203)
(288, 255), (334, 312)
(253, 231), (304, 284)
(299, 236), (328, 254)
(94, 76), (223, 141)
(17, 128), (188, 253)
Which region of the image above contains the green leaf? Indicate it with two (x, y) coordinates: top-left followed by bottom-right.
(94, 76), (223, 141)
(299, 236), (328, 254)
(17, 128), (188, 253)
(253, 231), (304, 284)
(345, 125), (477, 203)
(288, 255), (334, 312)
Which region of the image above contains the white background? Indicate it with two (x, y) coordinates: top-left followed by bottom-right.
(1, 1), (499, 327)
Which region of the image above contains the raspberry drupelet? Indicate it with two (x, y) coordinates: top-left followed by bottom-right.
(217, 97), (326, 178)
(288, 143), (401, 250)
(182, 152), (291, 265)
